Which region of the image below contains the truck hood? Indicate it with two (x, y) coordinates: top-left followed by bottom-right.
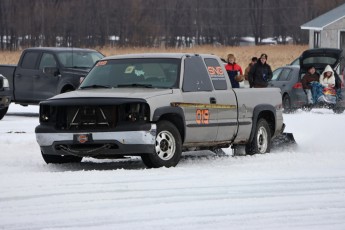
(299, 48), (342, 71)
(50, 88), (174, 100)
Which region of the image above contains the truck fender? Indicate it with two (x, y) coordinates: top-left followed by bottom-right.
(152, 106), (186, 142)
(248, 104), (276, 143)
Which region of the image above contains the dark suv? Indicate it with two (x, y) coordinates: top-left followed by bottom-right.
(268, 48), (344, 114)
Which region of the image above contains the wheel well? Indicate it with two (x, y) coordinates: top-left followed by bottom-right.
(61, 85), (75, 93)
(158, 114), (185, 142)
(257, 110), (275, 136)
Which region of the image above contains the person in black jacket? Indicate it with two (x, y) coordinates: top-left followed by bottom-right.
(248, 53), (273, 88)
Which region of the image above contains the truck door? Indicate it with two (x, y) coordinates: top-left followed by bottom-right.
(204, 58), (238, 142)
(181, 56), (218, 143)
(33, 52), (59, 101)
(14, 51), (40, 102)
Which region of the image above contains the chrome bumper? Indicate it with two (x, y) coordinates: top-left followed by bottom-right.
(36, 124), (157, 147)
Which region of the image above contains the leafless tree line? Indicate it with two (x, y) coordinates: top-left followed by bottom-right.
(0, 0), (344, 50)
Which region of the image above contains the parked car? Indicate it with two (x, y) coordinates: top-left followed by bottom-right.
(268, 48), (344, 114)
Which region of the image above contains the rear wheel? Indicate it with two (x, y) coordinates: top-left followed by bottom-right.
(282, 94), (296, 113)
(141, 121), (182, 168)
(41, 152), (83, 164)
(0, 106), (8, 120)
(245, 119), (271, 155)
(333, 107), (345, 114)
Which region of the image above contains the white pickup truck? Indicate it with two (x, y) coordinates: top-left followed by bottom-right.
(35, 53), (293, 168)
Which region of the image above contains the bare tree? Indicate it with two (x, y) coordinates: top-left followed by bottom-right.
(0, 0), (345, 50)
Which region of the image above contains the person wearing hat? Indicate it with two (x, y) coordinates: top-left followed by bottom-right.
(225, 53), (243, 88)
(248, 53), (272, 88)
(301, 66), (320, 105)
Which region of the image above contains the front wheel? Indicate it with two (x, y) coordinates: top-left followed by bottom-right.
(245, 119), (271, 155)
(141, 121), (182, 168)
(41, 152), (83, 164)
(0, 106), (8, 120)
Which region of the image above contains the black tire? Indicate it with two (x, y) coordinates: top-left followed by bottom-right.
(141, 120), (182, 168)
(0, 106), (8, 120)
(41, 152), (83, 164)
(282, 94), (296, 113)
(333, 107), (345, 114)
(245, 119), (271, 155)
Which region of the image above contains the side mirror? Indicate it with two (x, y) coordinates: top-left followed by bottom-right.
(43, 67), (59, 76)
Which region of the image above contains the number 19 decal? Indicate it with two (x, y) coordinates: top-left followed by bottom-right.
(196, 109), (209, 124)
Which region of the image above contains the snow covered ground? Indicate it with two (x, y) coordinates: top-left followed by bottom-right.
(1, 104), (345, 230)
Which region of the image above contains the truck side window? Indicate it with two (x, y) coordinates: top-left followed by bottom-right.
(39, 53), (57, 70)
(204, 58), (227, 90)
(183, 56), (213, 92)
(21, 52), (40, 69)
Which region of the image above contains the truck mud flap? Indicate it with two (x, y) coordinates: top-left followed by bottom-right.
(271, 133), (296, 151)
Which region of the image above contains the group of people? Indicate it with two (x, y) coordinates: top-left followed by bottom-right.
(224, 53), (273, 88)
(224, 52), (339, 106)
(302, 64), (338, 105)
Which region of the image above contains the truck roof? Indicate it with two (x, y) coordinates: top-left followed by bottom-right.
(103, 53), (220, 60)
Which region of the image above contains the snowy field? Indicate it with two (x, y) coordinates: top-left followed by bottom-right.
(1, 104), (345, 230)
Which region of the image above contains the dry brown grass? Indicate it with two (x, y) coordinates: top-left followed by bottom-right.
(0, 45), (308, 70)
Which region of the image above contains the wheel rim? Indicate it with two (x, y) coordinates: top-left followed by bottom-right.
(155, 130), (176, 161)
(257, 126), (268, 153)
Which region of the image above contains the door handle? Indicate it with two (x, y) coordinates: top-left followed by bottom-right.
(210, 97), (216, 104)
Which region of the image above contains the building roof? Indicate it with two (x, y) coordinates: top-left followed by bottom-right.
(301, 3), (345, 30)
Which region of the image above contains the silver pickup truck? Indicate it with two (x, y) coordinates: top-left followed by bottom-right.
(35, 53), (291, 168)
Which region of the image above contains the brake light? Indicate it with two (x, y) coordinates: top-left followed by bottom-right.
(293, 82), (303, 89)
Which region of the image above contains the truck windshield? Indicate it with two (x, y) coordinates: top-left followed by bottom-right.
(80, 58), (180, 89)
(57, 51), (104, 68)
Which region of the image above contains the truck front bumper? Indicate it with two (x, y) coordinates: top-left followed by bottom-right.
(35, 124), (157, 157)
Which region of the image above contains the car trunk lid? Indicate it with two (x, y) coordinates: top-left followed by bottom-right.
(299, 48), (343, 73)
